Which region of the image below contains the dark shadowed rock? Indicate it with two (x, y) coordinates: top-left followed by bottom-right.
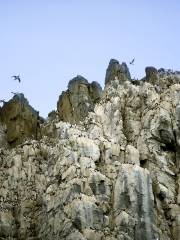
(68, 75), (89, 90)
(47, 110), (58, 121)
(131, 79), (141, 86)
(0, 93), (40, 146)
(145, 66), (158, 84)
(89, 81), (102, 103)
(105, 59), (131, 85)
(57, 75), (102, 124)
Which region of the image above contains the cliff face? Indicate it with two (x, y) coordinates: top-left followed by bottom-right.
(0, 60), (180, 240)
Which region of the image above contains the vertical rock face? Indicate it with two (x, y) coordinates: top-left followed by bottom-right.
(0, 60), (180, 239)
(105, 59), (131, 85)
(57, 75), (102, 124)
(0, 94), (39, 146)
(114, 164), (155, 240)
(0, 121), (7, 148)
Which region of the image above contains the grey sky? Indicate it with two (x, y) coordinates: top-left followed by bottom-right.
(0, 0), (180, 117)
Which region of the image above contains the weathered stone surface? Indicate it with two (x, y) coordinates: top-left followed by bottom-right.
(57, 75), (102, 124)
(114, 164), (155, 240)
(0, 93), (40, 146)
(105, 59), (131, 85)
(0, 59), (180, 239)
(0, 211), (16, 237)
(0, 122), (7, 148)
(145, 66), (159, 84)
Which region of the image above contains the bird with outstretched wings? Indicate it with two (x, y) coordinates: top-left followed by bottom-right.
(129, 58), (135, 65)
(11, 75), (21, 83)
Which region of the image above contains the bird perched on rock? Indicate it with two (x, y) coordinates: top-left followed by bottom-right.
(129, 58), (135, 65)
(11, 91), (19, 95)
(11, 92), (22, 98)
(11, 75), (21, 83)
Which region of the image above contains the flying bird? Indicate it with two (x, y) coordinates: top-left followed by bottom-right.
(129, 58), (135, 65)
(11, 75), (21, 83)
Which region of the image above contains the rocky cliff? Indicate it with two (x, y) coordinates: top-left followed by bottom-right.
(57, 75), (102, 124)
(0, 60), (180, 240)
(0, 94), (41, 147)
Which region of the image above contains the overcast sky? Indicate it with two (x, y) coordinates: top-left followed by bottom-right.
(0, 0), (180, 117)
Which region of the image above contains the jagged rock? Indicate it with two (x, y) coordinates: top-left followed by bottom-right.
(0, 93), (39, 146)
(0, 211), (16, 237)
(105, 59), (131, 85)
(47, 110), (58, 121)
(125, 145), (140, 165)
(114, 164), (155, 240)
(175, 105), (180, 169)
(0, 60), (180, 240)
(70, 197), (105, 230)
(57, 75), (102, 123)
(145, 66), (159, 84)
(0, 122), (7, 148)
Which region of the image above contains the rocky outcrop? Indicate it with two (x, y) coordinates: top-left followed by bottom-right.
(145, 66), (159, 85)
(57, 75), (102, 124)
(0, 93), (40, 147)
(105, 59), (131, 85)
(0, 60), (180, 239)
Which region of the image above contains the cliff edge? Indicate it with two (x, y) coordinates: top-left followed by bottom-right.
(0, 59), (180, 240)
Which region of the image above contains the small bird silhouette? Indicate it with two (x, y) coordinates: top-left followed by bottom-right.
(129, 58), (135, 65)
(12, 75), (21, 83)
(11, 91), (20, 96)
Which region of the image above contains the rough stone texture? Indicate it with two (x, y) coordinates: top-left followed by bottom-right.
(0, 93), (39, 146)
(105, 59), (131, 85)
(114, 164), (155, 240)
(0, 61), (180, 239)
(57, 75), (102, 124)
(145, 66), (159, 85)
(0, 122), (7, 148)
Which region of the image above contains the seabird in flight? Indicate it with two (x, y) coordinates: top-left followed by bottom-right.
(129, 58), (135, 65)
(12, 75), (21, 83)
